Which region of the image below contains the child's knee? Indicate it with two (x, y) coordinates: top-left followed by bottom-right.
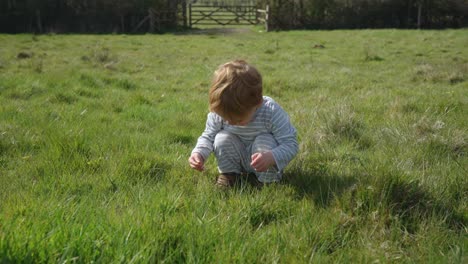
(214, 131), (239, 149)
(252, 133), (278, 153)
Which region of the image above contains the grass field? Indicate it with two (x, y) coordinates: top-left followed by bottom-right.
(0, 28), (467, 263)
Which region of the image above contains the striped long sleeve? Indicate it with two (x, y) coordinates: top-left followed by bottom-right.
(191, 96), (298, 170)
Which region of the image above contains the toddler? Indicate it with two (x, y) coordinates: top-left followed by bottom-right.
(189, 60), (298, 187)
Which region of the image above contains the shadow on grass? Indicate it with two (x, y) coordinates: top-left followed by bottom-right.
(283, 167), (467, 232)
(283, 166), (357, 207)
(373, 177), (467, 232)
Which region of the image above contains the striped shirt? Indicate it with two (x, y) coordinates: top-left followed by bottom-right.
(192, 96), (298, 171)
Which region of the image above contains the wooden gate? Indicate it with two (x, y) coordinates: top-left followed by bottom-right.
(189, 4), (258, 27)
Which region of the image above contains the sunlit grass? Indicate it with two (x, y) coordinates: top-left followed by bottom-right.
(0, 29), (467, 262)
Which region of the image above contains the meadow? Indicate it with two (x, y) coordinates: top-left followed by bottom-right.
(0, 28), (466, 263)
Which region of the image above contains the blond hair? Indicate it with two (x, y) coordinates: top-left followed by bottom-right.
(209, 60), (263, 120)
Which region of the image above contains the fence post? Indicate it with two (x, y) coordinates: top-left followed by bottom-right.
(265, 5), (269, 32)
(255, 5), (259, 25)
(189, 4), (192, 28)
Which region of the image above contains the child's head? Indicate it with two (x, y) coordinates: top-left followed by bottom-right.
(209, 60), (263, 123)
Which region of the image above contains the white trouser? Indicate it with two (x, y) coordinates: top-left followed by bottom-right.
(213, 130), (281, 183)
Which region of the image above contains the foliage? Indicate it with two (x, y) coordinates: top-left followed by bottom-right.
(0, 0), (181, 33)
(257, 0), (467, 29)
(0, 0), (466, 32)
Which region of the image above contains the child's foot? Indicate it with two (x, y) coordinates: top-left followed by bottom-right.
(216, 173), (239, 188)
(245, 173), (264, 188)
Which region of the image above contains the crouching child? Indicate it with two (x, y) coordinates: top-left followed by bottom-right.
(188, 60), (298, 187)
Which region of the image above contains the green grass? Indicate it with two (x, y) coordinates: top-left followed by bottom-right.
(0, 28), (467, 263)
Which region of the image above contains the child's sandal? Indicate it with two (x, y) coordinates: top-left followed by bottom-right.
(216, 173), (239, 188)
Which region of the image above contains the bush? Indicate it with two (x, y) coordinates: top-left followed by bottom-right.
(256, 0), (467, 30)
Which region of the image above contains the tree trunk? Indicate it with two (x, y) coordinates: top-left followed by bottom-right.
(149, 9), (155, 33)
(407, 0), (412, 27)
(182, 1), (187, 27)
(36, 9), (43, 33)
(417, 3), (422, 29)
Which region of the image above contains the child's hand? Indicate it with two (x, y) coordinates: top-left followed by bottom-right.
(189, 153), (205, 171)
(251, 151), (275, 172)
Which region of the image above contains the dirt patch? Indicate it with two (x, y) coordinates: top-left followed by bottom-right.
(176, 27), (254, 35)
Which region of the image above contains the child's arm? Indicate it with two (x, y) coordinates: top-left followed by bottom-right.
(268, 103), (299, 171)
(189, 113), (223, 169)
